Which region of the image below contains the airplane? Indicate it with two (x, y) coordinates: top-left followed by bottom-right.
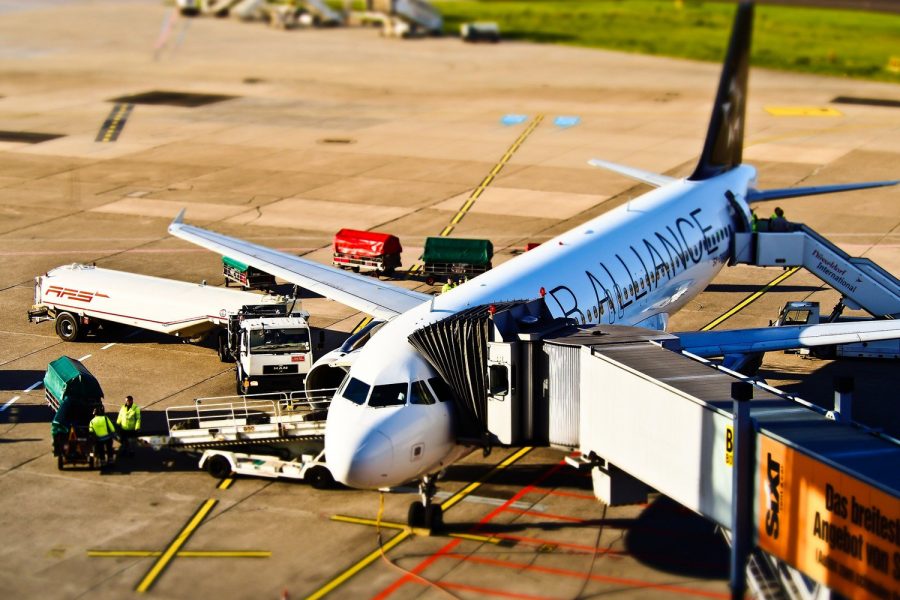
(169, 1), (898, 529)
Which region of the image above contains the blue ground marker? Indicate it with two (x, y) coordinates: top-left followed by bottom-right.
(501, 114), (528, 126)
(554, 116), (580, 128)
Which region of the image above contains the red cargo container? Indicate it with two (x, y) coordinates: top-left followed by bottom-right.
(332, 229), (402, 275)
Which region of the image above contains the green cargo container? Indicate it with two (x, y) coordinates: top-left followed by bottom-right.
(45, 356), (104, 433)
(421, 237), (493, 285)
(422, 237), (493, 265)
(223, 256), (276, 290)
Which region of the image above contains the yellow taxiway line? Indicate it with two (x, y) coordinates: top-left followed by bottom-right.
(408, 115), (544, 275)
(701, 266), (800, 331)
(307, 446), (532, 600)
(135, 498), (218, 593)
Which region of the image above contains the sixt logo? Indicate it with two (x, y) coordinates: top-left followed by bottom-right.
(46, 286), (109, 303)
(764, 452), (782, 539)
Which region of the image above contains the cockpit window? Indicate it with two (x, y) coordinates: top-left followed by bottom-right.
(409, 380), (436, 405)
(368, 383), (407, 408)
(341, 377), (370, 405)
(427, 377), (453, 403)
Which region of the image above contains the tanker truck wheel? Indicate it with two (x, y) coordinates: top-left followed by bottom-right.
(55, 312), (82, 342)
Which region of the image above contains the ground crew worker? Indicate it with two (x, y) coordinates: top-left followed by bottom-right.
(769, 206), (790, 232)
(441, 277), (454, 294)
(117, 395), (141, 457)
(88, 407), (116, 465)
(750, 209), (758, 233)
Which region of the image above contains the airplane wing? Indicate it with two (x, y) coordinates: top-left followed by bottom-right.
(168, 211), (431, 321)
(587, 159), (675, 188)
(747, 180), (898, 203)
(675, 320), (900, 357)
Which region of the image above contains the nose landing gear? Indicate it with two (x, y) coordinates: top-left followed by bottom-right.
(407, 474), (442, 531)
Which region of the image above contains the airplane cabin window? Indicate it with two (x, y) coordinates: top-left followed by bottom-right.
(368, 383), (408, 407)
(427, 377), (454, 402)
(342, 377), (370, 405)
(410, 380), (436, 405)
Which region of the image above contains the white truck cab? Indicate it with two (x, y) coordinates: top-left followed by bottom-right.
(229, 305), (313, 394)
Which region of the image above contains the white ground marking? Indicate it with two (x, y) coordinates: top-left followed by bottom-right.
(0, 396), (20, 412)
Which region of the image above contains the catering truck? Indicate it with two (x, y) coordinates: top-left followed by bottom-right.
(28, 264), (314, 393)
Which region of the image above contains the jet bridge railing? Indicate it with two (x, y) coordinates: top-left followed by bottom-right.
(733, 223), (900, 317)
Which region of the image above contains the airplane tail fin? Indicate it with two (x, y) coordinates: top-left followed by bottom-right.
(689, 2), (754, 181)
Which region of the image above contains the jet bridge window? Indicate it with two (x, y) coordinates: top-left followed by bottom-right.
(409, 380), (436, 405)
(249, 328), (310, 354)
(341, 377), (370, 405)
(368, 383), (407, 407)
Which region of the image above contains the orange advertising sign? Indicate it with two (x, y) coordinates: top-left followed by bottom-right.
(757, 436), (900, 599)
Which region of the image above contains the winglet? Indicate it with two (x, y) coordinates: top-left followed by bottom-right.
(169, 209), (186, 234)
(689, 2), (754, 181)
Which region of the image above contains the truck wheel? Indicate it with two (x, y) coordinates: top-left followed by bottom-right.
(206, 455), (232, 479)
(55, 312), (81, 342)
(425, 276), (435, 286)
(306, 466), (334, 489)
(217, 331), (234, 363)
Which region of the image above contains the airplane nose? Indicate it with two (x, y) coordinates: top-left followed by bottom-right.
(328, 430), (394, 489)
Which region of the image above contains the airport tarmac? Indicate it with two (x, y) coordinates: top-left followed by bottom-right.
(0, 1), (898, 598)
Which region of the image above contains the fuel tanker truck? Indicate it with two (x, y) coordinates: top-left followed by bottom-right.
(28, 264), (315, 394)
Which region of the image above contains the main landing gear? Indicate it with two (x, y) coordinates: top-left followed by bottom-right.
(407, 474), (442, 531)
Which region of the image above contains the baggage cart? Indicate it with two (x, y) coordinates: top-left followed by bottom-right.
(223, 256), (277, 290)
(421, 236), (493, 285)
(332, 228), (402, 275)
(45, 356), (104, 469)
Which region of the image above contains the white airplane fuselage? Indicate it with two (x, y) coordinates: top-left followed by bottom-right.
(325, 165), (757, 489)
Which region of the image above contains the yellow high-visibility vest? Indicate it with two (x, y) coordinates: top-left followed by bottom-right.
(89, 415), (115, 439)
(117, 404), (141, 431)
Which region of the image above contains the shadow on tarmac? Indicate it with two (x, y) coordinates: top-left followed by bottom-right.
(440, 494), (728, 580)
(759, 358), (900, 438)
(0, 403), (52, 424)
(703, 283), (822, 294)
(0, 370), (45, 390)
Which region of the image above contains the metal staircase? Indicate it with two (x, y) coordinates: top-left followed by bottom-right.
(734, 222), (900, 318)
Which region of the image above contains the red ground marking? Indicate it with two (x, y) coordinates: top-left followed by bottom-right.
(530, 487), (598, 501)
(372, 460), (568, 600)
(491, 532), (626, 557)
(440, 553), (730, 599)
(441, 581), (560, 600)
(502, 507), (587, 523)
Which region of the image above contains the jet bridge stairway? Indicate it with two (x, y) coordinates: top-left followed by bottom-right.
(734, 222), (900, 318)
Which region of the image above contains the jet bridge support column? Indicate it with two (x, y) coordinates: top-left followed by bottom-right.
(729, 382), (753, 600)
(832, 376), (854, 424)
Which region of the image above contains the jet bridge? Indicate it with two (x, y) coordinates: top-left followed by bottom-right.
(733, 222), (900, 318)
(410, 299), (899, 598)
(566, 333), (900, 600)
